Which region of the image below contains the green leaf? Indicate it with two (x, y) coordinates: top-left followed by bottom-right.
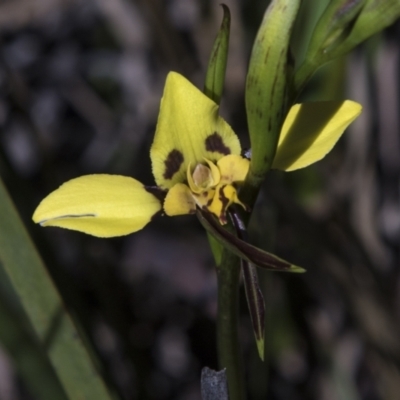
(197, 209), (305, 273)
(204, 4), (231, 105)
(335, 0), (400, 55)
(305, 0), (366, 58)
(0, 178), (115, 400)
(294, 0), (400, 96)
(0, 285), (68, 400)
(245, 0), (301, 183)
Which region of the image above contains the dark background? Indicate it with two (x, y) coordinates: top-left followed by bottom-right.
(1, 0), (400, 399)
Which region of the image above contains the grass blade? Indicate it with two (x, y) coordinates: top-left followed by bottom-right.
(0, 178), (115, 400)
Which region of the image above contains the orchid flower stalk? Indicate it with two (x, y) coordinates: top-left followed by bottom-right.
(32, 5), (362, 400)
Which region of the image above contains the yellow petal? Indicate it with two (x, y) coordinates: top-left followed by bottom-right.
(32, 175), (162, 237)
(217, 154), (250, 184)
(150, 72), (241, 189)
(272, 100), (362, 171)
(164, 183), (196, 216)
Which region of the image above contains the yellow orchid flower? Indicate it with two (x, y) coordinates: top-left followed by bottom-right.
(32, 72), (362, 238)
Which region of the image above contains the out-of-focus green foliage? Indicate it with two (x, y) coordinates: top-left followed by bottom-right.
(305, 0), (366, 57)
(0, 179), (115, 400)
(0, 285), (68, 400)
(295, 0), (400, 95)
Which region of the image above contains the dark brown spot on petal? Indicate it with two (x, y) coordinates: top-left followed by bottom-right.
(163, 149), (184, 180)
(145, 186), (167, 202)
(205, 133), (230, 155)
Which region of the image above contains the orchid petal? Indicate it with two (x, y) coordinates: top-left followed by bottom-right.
(32, 175), (161, 237)
(150, 72), (241, 189)
(272, 100), (362, 171)
(163, 183), (196, 216)
(217, 154), (250, 184)
(208, 184), (246, 224)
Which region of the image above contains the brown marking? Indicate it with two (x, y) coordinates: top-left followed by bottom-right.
(145, 186), (167, 202)
(163, 149), (184, 180)
(271, 74), (278, 98)
(205, 133), (230, 155)
(218, 185), (229, 223)
(264, 47), (270, 64)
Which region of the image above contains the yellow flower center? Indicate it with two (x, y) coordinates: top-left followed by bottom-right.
(164, 155), (250, 224)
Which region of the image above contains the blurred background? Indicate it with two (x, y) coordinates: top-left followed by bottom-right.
(0, 0), (400, 399)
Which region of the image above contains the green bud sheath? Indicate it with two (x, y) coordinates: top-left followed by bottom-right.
(245, 0), (300, 187)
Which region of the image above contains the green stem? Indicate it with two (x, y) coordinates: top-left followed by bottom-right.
(292, 59), (319, 101)
(241, 170), (263, 211)
(216, 248), (246, 400)
(208, 162), (265, 400)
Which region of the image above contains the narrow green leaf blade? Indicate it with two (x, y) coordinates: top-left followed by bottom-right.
(306, 0), (366, 57)
(242, 261), (265, 360)
(197, 210), (304, 273)
(295, 0), (400, 96)
(204, 4), (231, 105)
(0, 178), (115, 400)
(335, 0), (400, 56)
(0, 287), (68, 400)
